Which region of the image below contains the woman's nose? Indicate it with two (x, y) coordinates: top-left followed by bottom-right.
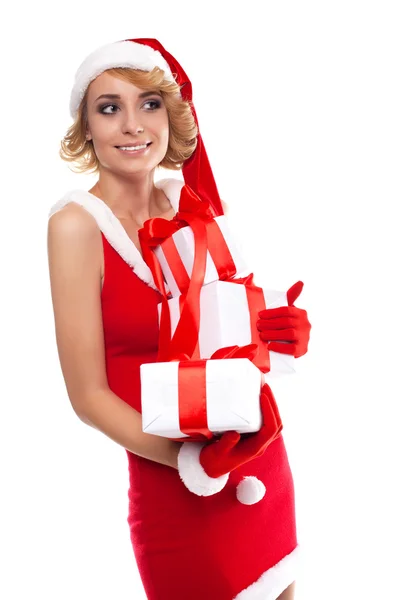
(121, 109), (144, 133)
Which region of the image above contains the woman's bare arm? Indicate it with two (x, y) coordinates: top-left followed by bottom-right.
(47, 204), (181, 470)
(77, 386), (181, 468)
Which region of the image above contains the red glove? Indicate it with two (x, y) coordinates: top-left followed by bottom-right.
(257, 280), (311, 357)
(198, 382), (283, 478)
(177, 382), (283, 496)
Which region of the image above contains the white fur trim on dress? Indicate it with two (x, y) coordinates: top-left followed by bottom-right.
(236, 476), (266, 505)
(47, 178), (185, 292)
(177, 442), (230, 496)
(70, 40), (181, 118)
(233, 544), (301, 600)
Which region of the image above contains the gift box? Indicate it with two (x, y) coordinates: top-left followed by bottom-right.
(158, 279), (295, 378)
(140, 353), (263, 440)
(153, 214), (249, 297)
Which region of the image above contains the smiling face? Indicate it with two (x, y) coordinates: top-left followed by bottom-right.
(85, 71), (170, 176)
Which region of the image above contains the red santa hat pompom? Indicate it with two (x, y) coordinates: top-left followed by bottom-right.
(69, 37), (224, 217)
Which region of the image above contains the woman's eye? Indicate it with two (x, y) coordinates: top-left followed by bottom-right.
(144, 99), (162, 110)
(100, 104), (118, 114)
(99, 99), (161, 115)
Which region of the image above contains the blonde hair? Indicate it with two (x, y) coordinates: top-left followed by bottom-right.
(59, 67), (198, 174)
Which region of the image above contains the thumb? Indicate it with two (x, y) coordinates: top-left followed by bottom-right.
(215, 430), (241, 453)
(287, 280), (304, 306)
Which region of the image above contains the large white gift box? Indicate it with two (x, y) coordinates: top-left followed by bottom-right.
(153, 215), (249, 298)
(158, 280), (295, 378)
(140, 357), (263, 439)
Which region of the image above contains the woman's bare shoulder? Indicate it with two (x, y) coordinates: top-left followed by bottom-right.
(48, 200), (100, 235)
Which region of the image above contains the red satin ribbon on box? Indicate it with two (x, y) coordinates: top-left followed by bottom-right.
(161, 218), (237, 295)
(178, 294), (201, 359)
(138, 185), (238, 361)
(175, 274), (271, 372)
(168, 343), (264, 443)
(228, 273), (271, 374)
(139, 188), (207, 361)
(159, 186), (237, 295)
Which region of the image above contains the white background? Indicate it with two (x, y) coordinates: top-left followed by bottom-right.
(1, 1), (399, 599)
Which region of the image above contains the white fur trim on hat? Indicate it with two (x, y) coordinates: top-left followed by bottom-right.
(177, 442), (230, 496)
(236, 476), (266, 505)
(70, 40), (181, 118)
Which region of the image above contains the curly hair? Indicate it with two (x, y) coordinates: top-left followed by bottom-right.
(59, 67), (198, 175)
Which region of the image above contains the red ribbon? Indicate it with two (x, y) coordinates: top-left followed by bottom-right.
(138, 187), (207, 361)
(178, 295), (201, 359)
(168, 343), (264, 443)
(228, 273), (271, 374)
(139, 185), (237, 361)
(205, 219), (237, 282)
(173, 187), (237, 291)
(138, 218), (179, 361)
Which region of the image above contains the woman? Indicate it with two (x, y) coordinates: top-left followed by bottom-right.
(47, 38), (311, 600)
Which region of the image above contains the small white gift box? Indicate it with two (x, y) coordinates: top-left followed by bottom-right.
(158, 280), (295, 378)
(154, 215), (249, 298)
(140, 356), (263, 439)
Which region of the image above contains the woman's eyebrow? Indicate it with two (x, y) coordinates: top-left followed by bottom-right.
(94, 91), (161, 102)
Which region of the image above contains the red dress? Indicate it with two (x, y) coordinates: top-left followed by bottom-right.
(48, 178), (300, 600)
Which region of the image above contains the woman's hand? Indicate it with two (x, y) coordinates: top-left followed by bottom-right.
(257, 280), (312, 358)
(198, 382), (283, 479)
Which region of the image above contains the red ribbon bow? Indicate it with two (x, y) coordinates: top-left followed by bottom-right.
(138, 185), (236, 361)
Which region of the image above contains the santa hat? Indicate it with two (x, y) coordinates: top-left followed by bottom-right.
(69, 37), (224, 216)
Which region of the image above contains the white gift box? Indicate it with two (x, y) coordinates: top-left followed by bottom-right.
(153, 215), (249, 298)
(140, 357), (263, 439)
(158, 280), (295, 378)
